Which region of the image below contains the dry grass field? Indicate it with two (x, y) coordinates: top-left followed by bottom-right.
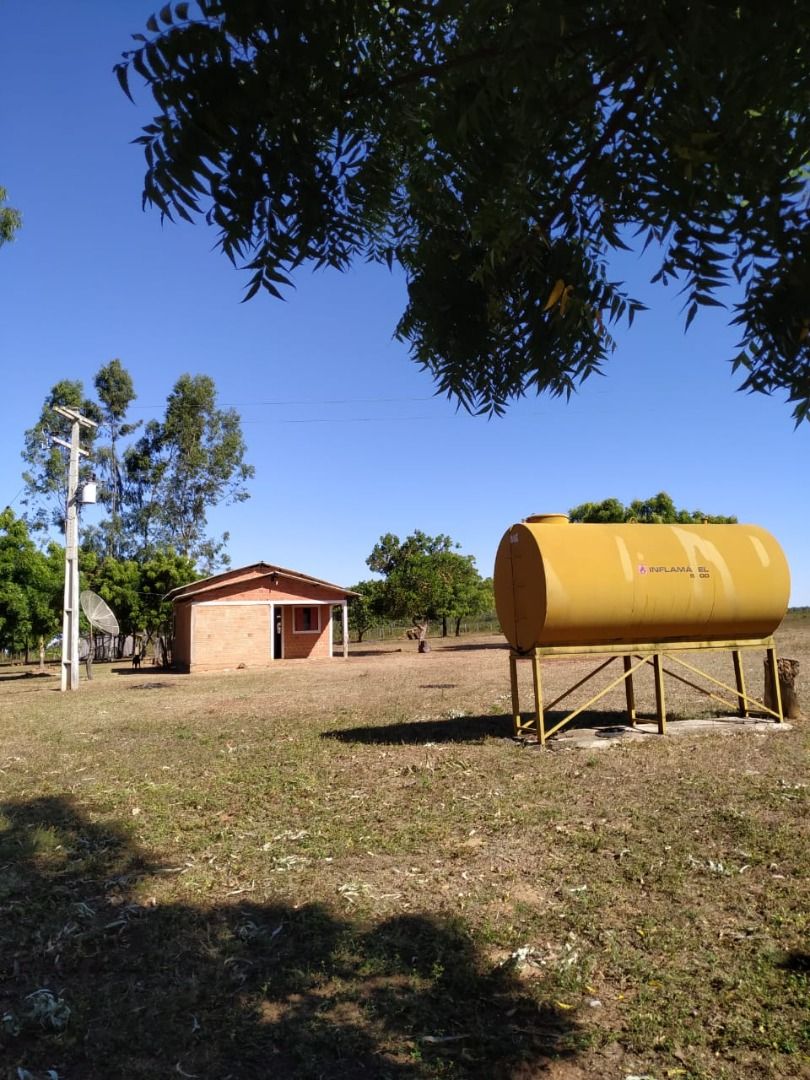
(0, 617), (807, 1079)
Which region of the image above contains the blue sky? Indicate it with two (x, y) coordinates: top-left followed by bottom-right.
(2, 2), (808, 603)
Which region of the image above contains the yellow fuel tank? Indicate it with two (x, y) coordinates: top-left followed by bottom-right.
(494, 515), (790, 651)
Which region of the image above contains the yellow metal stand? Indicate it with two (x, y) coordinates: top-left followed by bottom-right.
(509, 637), (784, 744)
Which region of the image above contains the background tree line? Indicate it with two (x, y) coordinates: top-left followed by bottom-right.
(22, 360), (254, 568)
(347, 493), (737, 643)
(1, 361), (254, 662)
(0, 508), (199, 665)
(568, 491), (737, 525)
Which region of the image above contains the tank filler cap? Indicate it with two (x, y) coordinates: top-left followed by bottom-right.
(524, 513), (569, 524)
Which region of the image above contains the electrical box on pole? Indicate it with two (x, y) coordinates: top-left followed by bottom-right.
(52, 406), (98, 691)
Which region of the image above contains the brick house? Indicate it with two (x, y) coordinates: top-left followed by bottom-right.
(167, 563), (356, 673)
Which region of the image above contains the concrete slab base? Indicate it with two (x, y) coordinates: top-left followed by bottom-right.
(526, 716), (793, 751)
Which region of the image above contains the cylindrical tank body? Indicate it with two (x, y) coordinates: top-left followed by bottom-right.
(494, 516), (790, 651)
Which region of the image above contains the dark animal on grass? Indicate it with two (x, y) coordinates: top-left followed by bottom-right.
(132, 653), (142, 670)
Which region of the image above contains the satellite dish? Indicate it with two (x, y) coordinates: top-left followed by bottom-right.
(80, 590), (120, 636)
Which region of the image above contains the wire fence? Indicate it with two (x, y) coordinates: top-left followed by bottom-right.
(336, 612), (502, 644)
(1, 615), (503, 665)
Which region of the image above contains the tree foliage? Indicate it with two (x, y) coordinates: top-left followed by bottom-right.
(347, 579), (386, 643)
(93, 359), (141, 558)
(139, 550), (202, 636)
(0, 509), (62, 657)
(123, 373), (254, 566)
(21, 366), (253, 570)
(364, 530), (491, 636)
(83, 549), (200, 641)
(21, 380), (102, 534)
(82, 553), (143, 640)
(568, 491), (737, 525)
(119, 2), (810, 421)
(389, 551), (492, 636)
(0, 186), (21, 247)
(367, 530), (456, 576)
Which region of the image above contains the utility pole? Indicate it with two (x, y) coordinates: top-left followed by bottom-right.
(52, 406), (97, 691)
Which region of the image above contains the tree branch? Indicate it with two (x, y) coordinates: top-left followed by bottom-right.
(546, 60), (652, 231)
(380, 19), (635, 94)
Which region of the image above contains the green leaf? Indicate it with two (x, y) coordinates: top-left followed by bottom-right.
(116, 1), (810, 422)
(114, 62), (134, 103)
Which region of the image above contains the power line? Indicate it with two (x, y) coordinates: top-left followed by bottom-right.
(242, 414), (436, 425)
(3, 485), (26, 510)
(128, 395), (435, 410)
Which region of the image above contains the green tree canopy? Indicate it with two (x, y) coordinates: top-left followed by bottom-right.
(22, 366), (253, 570)
(21, 380), (102, 534)
(366, 530), (490, 636)
(83, 549), (199, 641)
(0, 509), (62, 658)
(385, 550), (490, 636)
(123, 373), (254, 566)
(119, 2), (810, 421)
(568, 492), (737, 524)
(139, 551), (201, 638)
(367, 530), (456, 576)
(0, 186), (21, 247)
(81, 552), (144, 640)
(347, 579), (387, 643)
(93, 358), (141, 558)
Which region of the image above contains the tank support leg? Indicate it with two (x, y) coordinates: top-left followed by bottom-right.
(653, 653), (667, 734)
(623, 655), (636, 727)
(732, 650), (748, 717)
(765, 646), (784, 723)
(509, 653), (521, 736)
(532, 650), (545, 745)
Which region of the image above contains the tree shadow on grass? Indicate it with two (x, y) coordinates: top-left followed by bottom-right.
(110, 665), (182, 677)
(776, 951), (810, 973)
(0, 669), (56, 684)
(436, 642), (508, 652)
(0, 796), (583, 1079)
(323, 713), (515, 745)
(348, 647), (406, 658)
(323, 709), (666, 746)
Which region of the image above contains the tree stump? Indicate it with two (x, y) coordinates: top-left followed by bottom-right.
(764, 657), (801, 719)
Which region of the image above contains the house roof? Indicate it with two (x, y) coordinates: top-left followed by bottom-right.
(166, 562), (358, 602)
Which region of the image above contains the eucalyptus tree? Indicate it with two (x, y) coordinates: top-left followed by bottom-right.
(93, 359), (141, 557)
(118, 2), (810, 422)
(22, 367), (253, 569)
(21, 380), (102, 534)
(123, 373), (254, 565)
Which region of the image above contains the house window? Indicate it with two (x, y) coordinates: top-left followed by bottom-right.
(293, 606), (321, 633)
